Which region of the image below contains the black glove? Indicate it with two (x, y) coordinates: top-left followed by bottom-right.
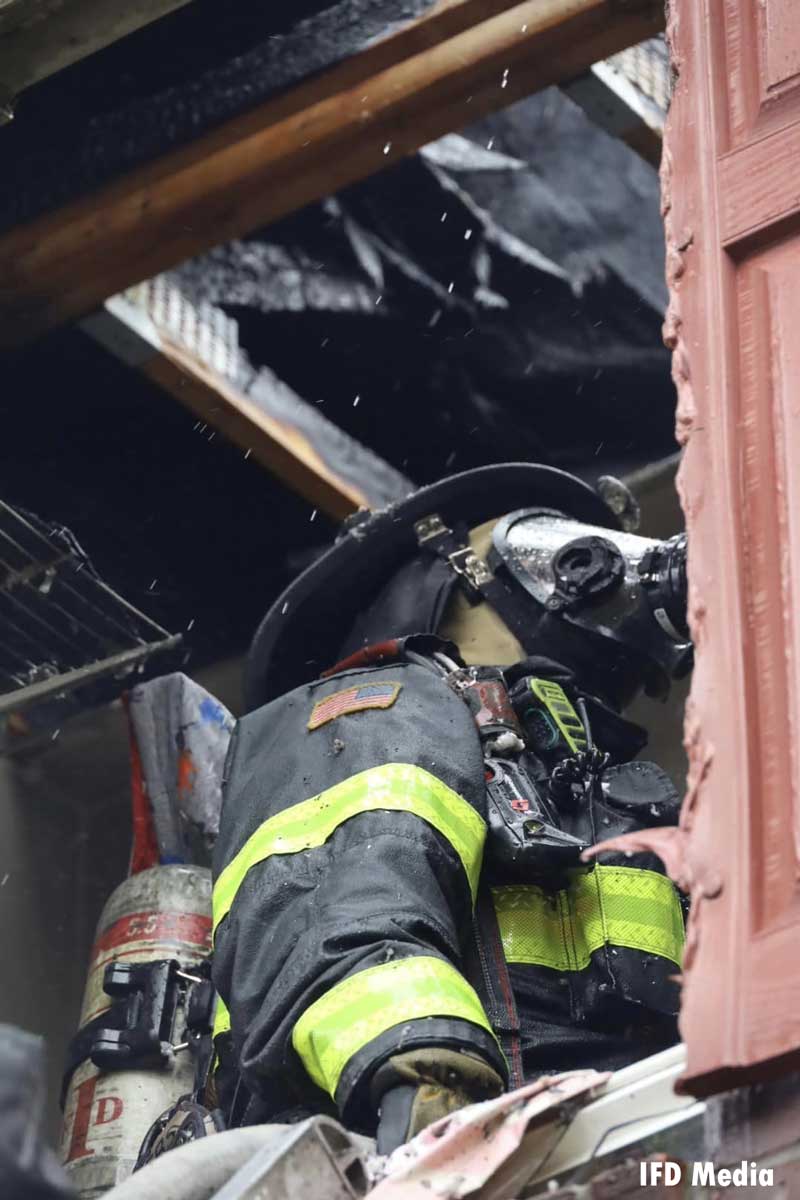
(371, 1047), (504, 1155)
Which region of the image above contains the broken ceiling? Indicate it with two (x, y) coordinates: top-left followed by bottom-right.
(0, 0), (437, 223)
(170, 88), (674, 482)
(1, 3), (676, 668)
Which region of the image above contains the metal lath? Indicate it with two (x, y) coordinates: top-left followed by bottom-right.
(125, 278), (242, 384)
(562, 34), (669, 167)
(0, 498), (180, 732)
(606, 35), (671, 116)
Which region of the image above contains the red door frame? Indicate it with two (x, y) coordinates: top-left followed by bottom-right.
(664, 0), (800, 1095)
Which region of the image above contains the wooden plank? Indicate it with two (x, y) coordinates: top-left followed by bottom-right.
(0, 0), (663, 350)
(143, 347), (369, 521)
(84, 293), (372, 520)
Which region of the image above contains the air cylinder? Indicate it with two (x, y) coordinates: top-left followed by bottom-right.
(60, 865), (212, 1198)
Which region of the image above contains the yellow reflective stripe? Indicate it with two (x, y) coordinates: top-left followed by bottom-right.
(213, 994), (231, 1040)
(213, 763), (486, 934)
(529, 678), (587, 753)
(493, 865), (684, 971)
(292, 956), (495, 1098)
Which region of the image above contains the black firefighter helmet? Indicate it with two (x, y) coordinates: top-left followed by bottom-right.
(245, 463), (691, 712)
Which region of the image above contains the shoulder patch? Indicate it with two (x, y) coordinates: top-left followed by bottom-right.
(308, 681), (402, 730)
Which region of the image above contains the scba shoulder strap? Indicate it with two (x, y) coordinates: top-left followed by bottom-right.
(412, 512), (543, 653)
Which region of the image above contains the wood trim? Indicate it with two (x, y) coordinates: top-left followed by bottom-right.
(719, 121), (800, 246)
(0, 0), (663, 349)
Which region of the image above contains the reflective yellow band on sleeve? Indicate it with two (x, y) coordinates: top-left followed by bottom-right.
(292, 956), (495, 1098)
(213, 763), (486, 936)
(213, 994), (231, 1041)
(493, 865), (684, 971)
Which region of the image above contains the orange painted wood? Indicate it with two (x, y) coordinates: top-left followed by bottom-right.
(664, 0), (800, 1094)
(0, 0), (663, 350)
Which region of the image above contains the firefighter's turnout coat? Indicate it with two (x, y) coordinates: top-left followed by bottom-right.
(211, 653), (684, 1129)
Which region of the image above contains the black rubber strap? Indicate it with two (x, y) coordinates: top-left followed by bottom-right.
(375, 1086), (417, 1155)
(416, 521), (539, 654)
(465, 885), (524, 1090)
(60, 1011), (126, 1108)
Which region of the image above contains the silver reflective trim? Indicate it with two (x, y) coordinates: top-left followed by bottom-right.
(493, 512), (657, 637)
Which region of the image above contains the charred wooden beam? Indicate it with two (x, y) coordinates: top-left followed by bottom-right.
(0, 0), (663, 350)
(562, 62), (663, 167)
(0, 0), (194, 115)
(82, 285), (411, 520)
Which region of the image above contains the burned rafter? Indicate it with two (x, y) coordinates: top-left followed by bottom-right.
(0, 0), (664, 350)
(81, 281), (412, 520)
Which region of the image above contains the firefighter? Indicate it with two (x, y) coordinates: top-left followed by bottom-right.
(210, 463), (691, 1153)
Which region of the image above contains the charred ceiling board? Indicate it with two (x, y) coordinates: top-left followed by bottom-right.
(81, 283), (411, 519)
(171, 146), (677, 481)
(0, 0), (664, 350)
(0, 0), (437, 227)
(452, 89), (668, 313)
(0, 0), (195, 115)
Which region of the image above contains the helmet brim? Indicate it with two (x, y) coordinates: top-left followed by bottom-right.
(244, 463), (618, 710)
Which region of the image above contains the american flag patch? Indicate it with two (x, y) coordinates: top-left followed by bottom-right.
(307, 681), (402, 730)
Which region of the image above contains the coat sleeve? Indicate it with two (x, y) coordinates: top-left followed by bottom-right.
(211, 661), (506, 1127)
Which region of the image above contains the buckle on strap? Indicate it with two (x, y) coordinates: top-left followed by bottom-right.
(414, 511), (493, 600)
(414, 514), (451, 544)
(61, 959), (215, 1108)
(447, 547), (493, 593)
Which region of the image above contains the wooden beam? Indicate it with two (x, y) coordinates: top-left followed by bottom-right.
(83, 293), (369, 520)
(561, 59), (665, 167)
(0, 0), (663, 350)
(143, 346), (369, 522)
